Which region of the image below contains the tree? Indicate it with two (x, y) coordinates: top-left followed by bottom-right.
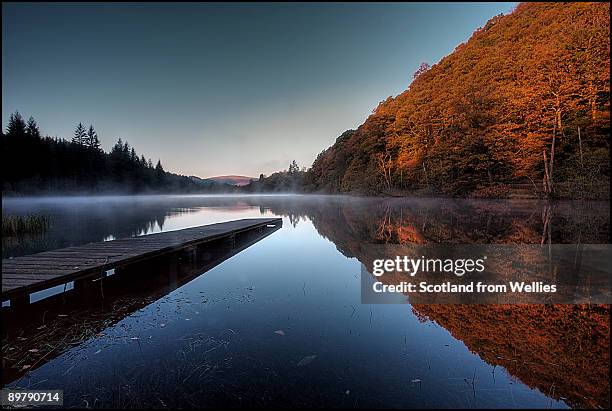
(155, 160), (164, 173)
(413, 62), (431, 80)
(154, 160), (165, 185)
(6, 112), (26, 137)
(85, 125), (101, 150)
(112, 138), (123, 152)
(72, 123), (87, 145)
(288, 160), (299, 174)
(375, 151), (393, 192)
(26, 116), (41, 138)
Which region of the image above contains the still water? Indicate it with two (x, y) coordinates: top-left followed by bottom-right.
(2, 195), (610, 408)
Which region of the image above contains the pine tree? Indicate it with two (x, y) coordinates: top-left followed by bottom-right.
(155, 160), (164, 173)
(86, 125), (101, 150)
(72, 123), (87, 145)
(25, 116), (41, 138)
(6, 112), (26, 137)
(154, 159), (165, 185)
(288, 160), (299, 174)
(110, 138), (123, 155)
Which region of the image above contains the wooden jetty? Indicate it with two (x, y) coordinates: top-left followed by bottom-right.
(2, 218), (282, 303)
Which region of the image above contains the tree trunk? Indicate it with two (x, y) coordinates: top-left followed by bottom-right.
(543, 150), (551, 195)
(578, 126), (583, 167)
(549, 123), (556, 194)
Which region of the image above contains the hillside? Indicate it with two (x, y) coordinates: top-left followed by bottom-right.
(205, 175), (254, 186)
(304, 2), (610, 198)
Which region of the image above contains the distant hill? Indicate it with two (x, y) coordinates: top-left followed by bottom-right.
(304, 2), (610, 199)
(204, 175), (255, 186)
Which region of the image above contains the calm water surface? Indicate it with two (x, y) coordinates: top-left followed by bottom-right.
(2, 195), (610, 408)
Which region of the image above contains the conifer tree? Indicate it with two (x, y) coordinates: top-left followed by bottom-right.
(86, 125), (101, 150)
(25, 116), (41, 138)
(6, 112), (26, 137)
(72, 122), (87, 145)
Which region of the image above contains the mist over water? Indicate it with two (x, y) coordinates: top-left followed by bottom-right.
(2, 195), (609, 408)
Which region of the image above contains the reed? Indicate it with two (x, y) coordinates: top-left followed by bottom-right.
(2, 214), (49, 236)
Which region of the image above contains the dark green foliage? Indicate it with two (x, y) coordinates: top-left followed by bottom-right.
(72, 122), (87, 145)
(85, 125), (101, 150)
(2, 113), (211, 194)
(26, 117), (41, 139)
(6, 112), (26, 137)
(241, 161), (306, 193)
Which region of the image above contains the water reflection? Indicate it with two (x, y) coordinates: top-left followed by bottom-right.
(2, 221), (280, 385)
(262, 196), (609, 245)
(2, 195), (609, 408)
(3, 196), (608, 258)
(412, 304), (610, 409)
(272, 197), (609, 408)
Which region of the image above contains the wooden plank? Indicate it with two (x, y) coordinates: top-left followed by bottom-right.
(2, 218), (281, 299)
(3, 270), (81, 277)
(3, 257), (116, 264)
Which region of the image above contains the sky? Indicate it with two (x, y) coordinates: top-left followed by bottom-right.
(2, 2), (516, 178)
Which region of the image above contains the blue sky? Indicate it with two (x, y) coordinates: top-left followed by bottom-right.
(2, 2), (516, 177)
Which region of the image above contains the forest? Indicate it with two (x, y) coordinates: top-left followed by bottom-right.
(1, 112), (233, 195)
(239, 160), (306, 193)
(303, 2), (610, 199)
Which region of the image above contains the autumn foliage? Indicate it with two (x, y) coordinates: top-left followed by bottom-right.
(304, 2), (610, 197)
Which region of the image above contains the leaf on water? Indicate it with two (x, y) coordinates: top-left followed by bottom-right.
(28, 349), (39, 353)
(297, 355), (317, 367)
(58, 314), (68, 317)
(160, 323), (166, 328)
(274, 330), (285, 336)
(411, 379), (422, 383)
(94, 349), (102, 354)
(130, 337), (140, 340)
(21, 365), (31, 370)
